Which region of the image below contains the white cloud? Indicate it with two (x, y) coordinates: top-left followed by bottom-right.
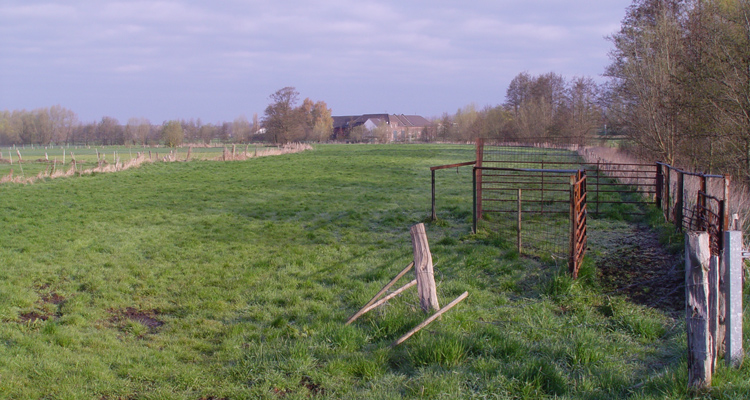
(0, 0), (632, 121)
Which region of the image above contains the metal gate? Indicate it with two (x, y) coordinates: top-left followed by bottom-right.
(570, 170), (587, 279)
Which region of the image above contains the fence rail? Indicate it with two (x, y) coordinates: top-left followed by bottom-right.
(656, 162), (729, 256)
(476, 139), (658, 217)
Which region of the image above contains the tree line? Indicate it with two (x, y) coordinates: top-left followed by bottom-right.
(0, 107), (266, 147)
(0, 88), (333, 147)
(605, 0), (750, 182)
(436, 73), (604, 144)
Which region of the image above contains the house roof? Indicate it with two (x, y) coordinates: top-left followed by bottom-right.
(332, 114), (431, 129)
(390, 114), (431, 127)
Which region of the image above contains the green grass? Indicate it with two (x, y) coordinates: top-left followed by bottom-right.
(0, 144), (268, 178)
(0, 144), (747, 398)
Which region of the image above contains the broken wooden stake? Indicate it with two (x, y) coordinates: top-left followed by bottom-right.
(410, 223), (440, 312)
(391, 291), (468, 347)
(346, 280), (417, 325)
(346, 262), (414, 325)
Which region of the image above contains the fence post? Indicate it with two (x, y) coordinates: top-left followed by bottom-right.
(723, 176), (730, 233)
(517, 188), (522, 254)
(431, 169), (436, 221)
(472, 167), (477, 234)
(594, 160), (600, 215)
(655, 163), (663, 209)
(665, 166), (671, 222)
(475, 138), (484, 220)
(686, 231), (712, 389)
(724, 230), (744, 368)
(709, 255), (720, 373)
(676, 172), (684, 231)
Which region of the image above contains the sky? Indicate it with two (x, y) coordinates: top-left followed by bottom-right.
(0, 1), (633, 124)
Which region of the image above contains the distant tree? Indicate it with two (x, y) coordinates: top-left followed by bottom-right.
(48, 105), (78, 144)
(372, 121), (391, 143)
(263, 87), (304, 144)
(251, 113), (260, 137)
(97, 116), (122, 145)
(199, 123), (217, 144)
(218, 122), (231, 143)
(349, 124), (368, 143)
(181, 119), (201, 144)
(161, 120), (184, 147)
(125, 117), (151, 145)
(306, 99), (333, 142)
(232, 115), (252, 143)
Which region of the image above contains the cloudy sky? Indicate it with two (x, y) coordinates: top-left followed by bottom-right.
(0, 1), (632, 123)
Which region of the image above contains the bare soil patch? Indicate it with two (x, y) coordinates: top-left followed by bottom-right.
(110, 307), (165, 330)
(594, 224), (683, 314)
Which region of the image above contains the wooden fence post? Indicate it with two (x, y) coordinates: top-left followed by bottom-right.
(686, 231), (712, 389)
(655, 163), (663, 209)
(676, 173), (684, 230)
(431, 169), (436, 221)
(709, 255), (720, 372)
(472, 167), (477, 234)
(724, 230), (744, 368)
(410, 223), (440, 313)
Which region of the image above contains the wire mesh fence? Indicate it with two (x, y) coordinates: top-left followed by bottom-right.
(475, 166), (579, 264)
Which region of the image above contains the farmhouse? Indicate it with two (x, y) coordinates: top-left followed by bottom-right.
(332, 114), (433, 142)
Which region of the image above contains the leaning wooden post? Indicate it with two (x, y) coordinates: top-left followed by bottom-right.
(391, 291), (468, 347)
(686, 231), (712, 389)
(724, 230), (744, 368)
(345, 262), (414, 325)
(410, 223), (440, 313)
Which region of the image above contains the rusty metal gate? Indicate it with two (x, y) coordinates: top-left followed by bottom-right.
(471, 166), (587, 275)
(656, 162), (729, 256)
(570, 170), (587, 279)
(691, 190), (726, 256)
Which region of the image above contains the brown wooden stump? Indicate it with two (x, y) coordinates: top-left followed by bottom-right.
(410, 223), (440, 313)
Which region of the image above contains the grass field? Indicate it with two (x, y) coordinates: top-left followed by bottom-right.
(0, 144), (269, 178)
(0, 144), (748, 399)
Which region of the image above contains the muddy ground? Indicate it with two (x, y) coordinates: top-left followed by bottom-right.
(590, 220), (683, 315)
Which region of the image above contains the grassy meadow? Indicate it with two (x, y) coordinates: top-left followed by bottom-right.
(0, 144), (268, 178)
(0, 144), (748, 399)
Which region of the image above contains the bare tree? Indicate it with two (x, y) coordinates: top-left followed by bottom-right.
(263, 87), (303, 144)
(605, 0), (685, 164)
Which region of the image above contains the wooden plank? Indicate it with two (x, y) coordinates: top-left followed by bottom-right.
(391, 291), (468, 347)
(345, 262), (414, 325)
(346, 280), (418, 325)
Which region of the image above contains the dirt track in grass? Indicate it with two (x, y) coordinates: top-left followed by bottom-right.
(591, 221), (683, 314)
